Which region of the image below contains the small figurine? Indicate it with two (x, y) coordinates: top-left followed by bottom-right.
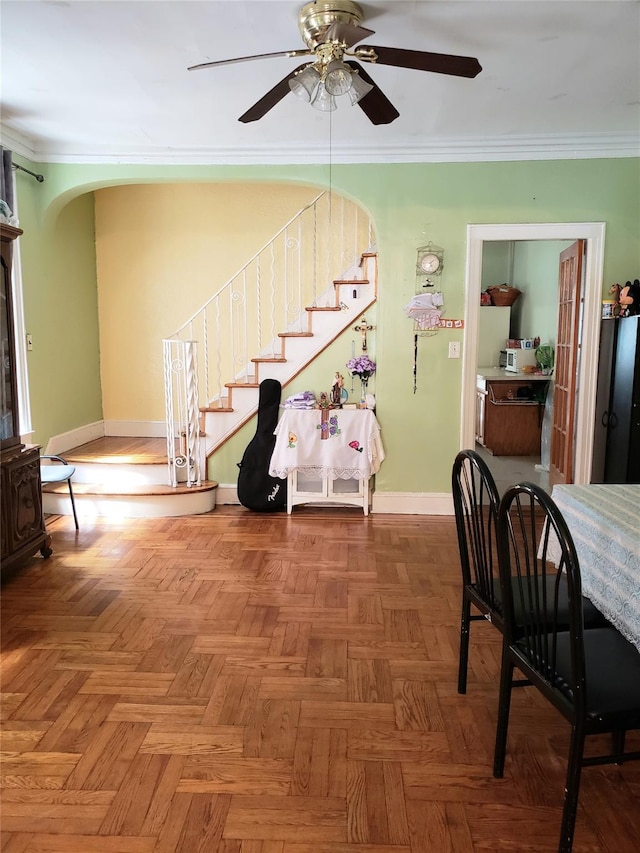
(610, 283), (622, 317)
(331, 372), (344, 407)
(619, 279), (640, 317)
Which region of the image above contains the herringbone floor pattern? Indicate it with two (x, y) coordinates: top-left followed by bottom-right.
(1, 507), (638, 852)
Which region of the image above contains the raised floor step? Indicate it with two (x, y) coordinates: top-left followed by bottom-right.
(45, 437), (218, 518)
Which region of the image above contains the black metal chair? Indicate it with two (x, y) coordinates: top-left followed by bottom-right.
(493, 482), (640, 853)
(40, 454), (79, 530)
(452, 450), (605, 694)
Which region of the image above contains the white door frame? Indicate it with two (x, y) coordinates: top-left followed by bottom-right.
(461, 222), (606, 484)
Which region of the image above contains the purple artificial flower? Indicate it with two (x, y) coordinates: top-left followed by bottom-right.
(346, 355), (377, 379)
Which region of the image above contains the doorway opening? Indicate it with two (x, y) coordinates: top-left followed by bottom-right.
(461, 223), (606, 489)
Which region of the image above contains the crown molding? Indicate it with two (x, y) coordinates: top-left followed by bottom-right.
(3, 126), (638, 166)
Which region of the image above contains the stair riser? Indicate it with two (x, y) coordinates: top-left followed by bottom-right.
(43, 490), (216, 519)
(65, 462), (174, 486)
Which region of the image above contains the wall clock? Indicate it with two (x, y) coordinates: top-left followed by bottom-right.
(416, 243), (444, 287)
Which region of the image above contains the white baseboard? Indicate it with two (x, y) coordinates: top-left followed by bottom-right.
(45, 421), (104, 455)
(216, 484), (453, 516)
(371, 491), (454, 515)
(216, 484), (239, 504)
(103, 420), (166, 437)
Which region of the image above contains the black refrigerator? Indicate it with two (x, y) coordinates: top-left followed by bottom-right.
(591, 315), (640, 483)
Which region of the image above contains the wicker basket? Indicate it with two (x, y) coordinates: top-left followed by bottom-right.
(487, 284), (521, 307)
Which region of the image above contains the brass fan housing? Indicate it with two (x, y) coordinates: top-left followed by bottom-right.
(298, 1), (365, 50)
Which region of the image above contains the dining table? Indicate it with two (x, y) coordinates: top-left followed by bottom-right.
(548, 483), (640, 652)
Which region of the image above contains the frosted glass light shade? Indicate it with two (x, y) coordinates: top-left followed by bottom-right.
(324, 59), (352, 96)
(311, 81), (337, 111)
(289, 65), (321, 101)
(348, 71), (374, 104)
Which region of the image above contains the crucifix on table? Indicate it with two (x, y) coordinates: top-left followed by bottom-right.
(354, 316), (375, 352)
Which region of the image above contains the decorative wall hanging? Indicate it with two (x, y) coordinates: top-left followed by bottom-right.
(405, 242), (446, 392)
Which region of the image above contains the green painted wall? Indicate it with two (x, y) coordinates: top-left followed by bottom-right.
(13, 157), (640, 493)
(14, 158), (102, 447)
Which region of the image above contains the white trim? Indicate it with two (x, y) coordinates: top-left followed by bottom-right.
(102, 419), (166, 437)
(4, 127), (638, 166)
(462, 223), (606, 485)
(45, 420), (104, 455)
(8, 184), (32, 435)
(371, 492), (453, 515)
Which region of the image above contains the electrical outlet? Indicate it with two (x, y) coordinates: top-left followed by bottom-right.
(26, 334), (33, 351)
(448, 341), (460, 359)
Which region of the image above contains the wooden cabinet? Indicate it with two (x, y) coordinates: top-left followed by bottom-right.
(287, 470), (371, 515)
(1, 223), (50, 579)
(476, 374), (548, 456)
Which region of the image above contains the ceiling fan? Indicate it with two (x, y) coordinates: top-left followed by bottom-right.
(188, 0), (482, 125)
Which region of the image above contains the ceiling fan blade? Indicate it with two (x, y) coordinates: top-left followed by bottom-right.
(238, 64), (310, 123)
(324, 20), (375, 48)
(355, 45), (482, 78)
(344, 61), (399, 125)
(188, 49), (309, 71)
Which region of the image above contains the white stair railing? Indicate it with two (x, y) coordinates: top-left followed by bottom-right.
(168, 192), (374, 409)
(163, 339), (201, 487)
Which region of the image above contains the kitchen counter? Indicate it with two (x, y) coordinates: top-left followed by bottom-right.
(477, 367), (551, 381)
(476, 371), (550, 456)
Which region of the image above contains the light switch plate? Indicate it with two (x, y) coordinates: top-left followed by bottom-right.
(448, 341), (460, 359)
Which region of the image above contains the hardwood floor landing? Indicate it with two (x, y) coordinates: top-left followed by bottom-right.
(61, 436), (170, 465)
(1, 508), (638, 852)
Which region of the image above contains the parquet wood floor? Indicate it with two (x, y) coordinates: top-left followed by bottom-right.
(1, 507), (638, 852)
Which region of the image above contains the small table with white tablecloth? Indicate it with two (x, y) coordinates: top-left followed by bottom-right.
(548, 483), (640, 652)
(268, 408), (385, 515)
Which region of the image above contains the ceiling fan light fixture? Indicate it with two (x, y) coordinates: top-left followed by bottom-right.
(311, 81), (337, 111)
(348, 70), (374, 104)
(324, 58), (352, 96)
(289, 65), (321, 101)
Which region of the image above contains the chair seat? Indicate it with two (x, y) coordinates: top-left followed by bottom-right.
(556, 628), (640, 724)
(41, 464), (76, 484)
(484, 575), (607, 631)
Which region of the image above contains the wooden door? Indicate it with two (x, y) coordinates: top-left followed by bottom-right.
(549, 240), (585, 486)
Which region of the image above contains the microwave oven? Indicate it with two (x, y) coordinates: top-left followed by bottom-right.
(505, 348), (537, 372)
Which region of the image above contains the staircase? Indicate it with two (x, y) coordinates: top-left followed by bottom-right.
(199, 250), (377, 459)
(44, 193), (377, 520)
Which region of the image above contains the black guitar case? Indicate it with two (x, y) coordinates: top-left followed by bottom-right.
(237, 378), (287, 512)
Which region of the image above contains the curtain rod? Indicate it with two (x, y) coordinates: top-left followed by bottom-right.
(12, 163), (45, 183)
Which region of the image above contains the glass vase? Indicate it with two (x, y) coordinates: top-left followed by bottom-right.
(360, 377), (368, 408)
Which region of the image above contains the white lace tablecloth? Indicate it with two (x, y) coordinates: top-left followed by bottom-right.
(269, 408), (385, 480)
(549, 484), (640, 651)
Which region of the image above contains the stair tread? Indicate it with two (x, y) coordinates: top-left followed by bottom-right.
(305, 306), (342, 312)
(278, 332), (313, 338)
(201, 406), (233, 413)
(251, 357), (286, 363)
(43, 481), (218, 497)
(334, 279), (370, 285)
(63, 438), (169, 466)
(225, 382), (259, 388)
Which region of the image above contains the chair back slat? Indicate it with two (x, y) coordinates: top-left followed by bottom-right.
(497, 483), (587, 712)
(452, 450), (501, 610)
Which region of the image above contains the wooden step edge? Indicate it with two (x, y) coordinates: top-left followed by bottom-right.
(63, 454), (169, 466)
(278, 332), (313, 338)
(361, 252), (377, 257)
(43, 481), (219, 497)
(225, 382), (259, 389)
(333, 279), (370, 286)
(305, 306), (342, 313)
(251, 357), (286, 363)
(201, 406), (233, 413)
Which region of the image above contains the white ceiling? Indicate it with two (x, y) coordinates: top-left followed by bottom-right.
(2, 0), (639, 165)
